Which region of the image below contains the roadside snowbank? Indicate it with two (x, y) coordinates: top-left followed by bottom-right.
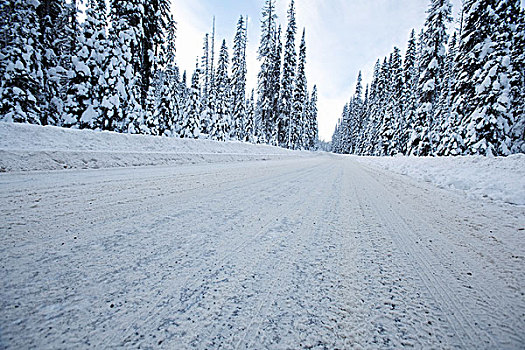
(0, 122), (311, 172)
(355, 155), (525, 205)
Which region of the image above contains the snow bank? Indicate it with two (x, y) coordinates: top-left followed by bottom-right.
(0, 122), (312, 172)
(355, 155), (525, 206)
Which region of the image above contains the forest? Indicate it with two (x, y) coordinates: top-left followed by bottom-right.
(0, 0), (319, 150)
(332, 0), (525, 156)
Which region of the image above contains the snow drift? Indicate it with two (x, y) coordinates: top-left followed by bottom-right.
(355, 155), (525, 206)
(0, 122), (312, 172)
(1, 122), (522, 206)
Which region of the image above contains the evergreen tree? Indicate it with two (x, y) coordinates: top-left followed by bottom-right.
(141, 0), (171, 109)
(378, 60), (393, 155)
(244, 89), (256, 143)
(290, 29), (307, 149)
(100, 0), (144, 132)
(181, 70), (187, 88)
(389, 47), (404, 154)
(402, 29), (420, 153)
(345, 73), (364, 154)
(230, 16), (248, 141)
(456, 0), (515, 155)
(201, 33), (210, 105)
(355, 84), (370, 154)
(437, 32), (462, 155)
(308, 85), (319, 150)
(256, 0), (277, 143)
(279, 0), (297, 146)
(63, 0), (110, 129)
(36, 0), (69, 125)
(174, 68), (189, 135)
(333, 109), (347, 153)
(149, 16), (178, 136)
(181, 64), (201, 138)
(269, 25), (282, 146)
(0, 0), (43, 124)
(211, 40), (230, 141)
(370, 57), (390, 155)
(355, 71), (363, 101)
(200, 33), (212, 136)
(84, 0), (109, 128)
(510, 7), (525, 153)
(362, 60), (382, 155)
(63, 15), (91, 128)
(411, 0), (452, 156)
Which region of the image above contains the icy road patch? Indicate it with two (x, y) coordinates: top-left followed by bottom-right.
(1, 156), (524, 348)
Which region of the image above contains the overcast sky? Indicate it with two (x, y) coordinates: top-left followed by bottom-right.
(172, 0), (467, 141)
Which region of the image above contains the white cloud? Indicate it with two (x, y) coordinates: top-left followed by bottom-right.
(172, 1), (209, 78)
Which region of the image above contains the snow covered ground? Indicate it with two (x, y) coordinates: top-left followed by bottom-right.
(355, 154), (525, 206)
(0, 122), (312, 172)
(1, 122), (523, 208)
(0, 123), (524, 348)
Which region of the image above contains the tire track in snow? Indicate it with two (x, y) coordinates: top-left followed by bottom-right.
(108, 161), (331, 347)
(1, 155), (523, 349)
(354, 162), (524, 348)
(1, 159), (326, 349)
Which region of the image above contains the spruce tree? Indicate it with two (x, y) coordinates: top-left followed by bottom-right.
(356, 84), (370, 154)
(335, 106), (349, 153)
(331, 118), (342, 153)
(402, 29), (420, 154)
(308, 85), (319, 150)
(363, 60), (382, 155)
(244, 89), (256, 143)
(290, 29), (308, 150)
(0, 0), (43, 124)
(63, 18), (91, 128)
(100, 0), (144, 132)
(36, 0), (69, 125)
(231, 16), (248, 141)
(141, 0), (171, 109)
(456, 0), (515, 155)
(437, 32), (462, 155)
(510, 7), (525, 153)
(63, 0), (110, 129)
(269, 25), (282, 146)
(389, 47), (404, 154)
(345, 73), (364, 154)
(411, 0), (452, 156)
(181, 64), (201, 139)
(256, 0), (277, 144)
(379, 48), (403, 155)
(200, 33), (212, 136)
(279, 0), (297, 146)
(369, 57), (389, 155)
(211, 40), (231, 141)
(150, 16), (179, 136)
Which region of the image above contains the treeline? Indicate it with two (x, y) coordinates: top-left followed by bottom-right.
(332, 0), (525, 156)
(0, 0), (318, 150)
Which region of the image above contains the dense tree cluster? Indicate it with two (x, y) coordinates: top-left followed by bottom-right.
(254, 0), (318, 149)
(0, 0), (319, 150)
(332, 0), (525, 156)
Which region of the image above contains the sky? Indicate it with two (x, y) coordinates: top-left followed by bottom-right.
(172, 0), (466, 142)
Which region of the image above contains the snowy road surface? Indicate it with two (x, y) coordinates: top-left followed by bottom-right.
(1, 155), (524, 349)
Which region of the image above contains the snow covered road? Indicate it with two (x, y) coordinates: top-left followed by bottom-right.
(1, 155), (524, 349)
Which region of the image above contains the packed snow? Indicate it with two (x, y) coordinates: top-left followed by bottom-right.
(2, 122), (523, 208)
(1, 151), (523, 348)
(354, 155), (525, 206)
(0, 122), (312, 172)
